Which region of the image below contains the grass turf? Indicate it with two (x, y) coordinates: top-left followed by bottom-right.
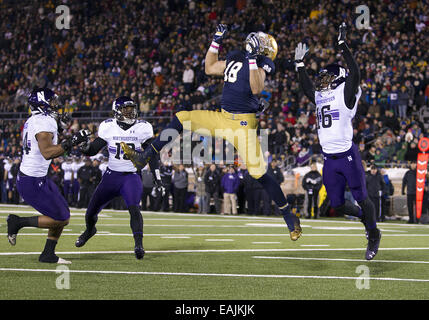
(1, 204), (429, 300)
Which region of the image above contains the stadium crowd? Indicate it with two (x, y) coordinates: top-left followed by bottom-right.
(0, 0), (428, 217)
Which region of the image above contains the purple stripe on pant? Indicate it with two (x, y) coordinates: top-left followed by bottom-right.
(322, 143), (367, 208)
(86, 168), (143, 218)
(16, 174), (70, 221)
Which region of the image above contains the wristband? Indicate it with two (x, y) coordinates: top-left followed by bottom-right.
(249, 59), (258, 70)
(209, 41), (219, 53)
(295, 61), (304, 68)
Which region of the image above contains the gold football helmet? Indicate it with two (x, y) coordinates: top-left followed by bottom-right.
(257, 31), (278, 60)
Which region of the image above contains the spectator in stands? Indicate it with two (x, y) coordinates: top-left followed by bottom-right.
(221, 166), (240, 215)
(366, 165), (385, 222)
(77, 158), (93, 208)
(141, 167), (155, 211)
(402, 162), (417, 223)
(204, 164), (221, 214)
(380, 168), (394, 221)
(194, 165), (208, 214)
(302, 162), (323, 219)
(173, 164), (188, 213)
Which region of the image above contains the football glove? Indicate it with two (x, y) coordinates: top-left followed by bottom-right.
(151, 179), (166, 198)
(58, 112), (71, 129)
(61, 129), (91, 152)
(213, 24), (228, 45)
(258, 98), (270, 113)
(245, 32), (260, 59)
(294, 42), (309, 70)
(338, 22), (347, 44)
(72, 129), (91, 146)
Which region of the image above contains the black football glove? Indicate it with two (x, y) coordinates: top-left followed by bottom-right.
(151, 179), (166, 198)
(245, 32), (260, 59)
(213, 24), (228, 45)
(61, 129), (91, 152)
(72, 129), (91, 146)
(58, 112), (71, 129)
(338, 22), (347, 44)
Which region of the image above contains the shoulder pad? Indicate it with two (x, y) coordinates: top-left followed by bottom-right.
(103, 119), (114, 123)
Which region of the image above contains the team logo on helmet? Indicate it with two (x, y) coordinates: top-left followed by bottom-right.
(28, 88), (61, 119)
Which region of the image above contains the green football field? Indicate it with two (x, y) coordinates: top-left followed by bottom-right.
(1, 203), (429, 301)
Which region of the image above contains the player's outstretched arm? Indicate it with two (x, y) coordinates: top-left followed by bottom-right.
(295, 42), (315, 105)
(80, 137), (107, 156)
(337, 22), (360, 109)
(246, 33), (266, 94)
(205, 24), (227, 76)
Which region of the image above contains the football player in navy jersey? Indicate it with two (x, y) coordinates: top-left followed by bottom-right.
(74, 96), (164, 260)
(122, 25), (302, 241)
(295, 23), (381, 260)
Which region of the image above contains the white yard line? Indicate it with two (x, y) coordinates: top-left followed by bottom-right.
(300, 245), (331, 247)
(253, 256), (429, 265)
(252, 242), (282, 244)
(1, 247), (429, 256)
(0, 267), (428, 283)
(1, 232), (429, 237)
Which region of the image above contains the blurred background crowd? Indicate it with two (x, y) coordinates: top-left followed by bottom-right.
(0, 0), (428, 218)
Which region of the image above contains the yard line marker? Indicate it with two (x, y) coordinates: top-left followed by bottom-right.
(300, 245), (330, 247)
(205, 239), (234, 242)
(1, 267), (429, 283)
(2, 247), (429, 256)
(253, 256), (429, 265)
(252, 242), (281, 244)
(161, 236), (191, 239)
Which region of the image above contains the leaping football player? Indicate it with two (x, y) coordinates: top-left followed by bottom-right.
(294, 23), (381, 260)
(7, 88), (90, 263)
(121, 24), (302, 241)
(74, 96), (164, 260)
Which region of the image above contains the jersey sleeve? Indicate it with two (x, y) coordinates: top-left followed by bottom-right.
(257, 56), (275, 75)
(32, 116), (57, 135)
(97, 120), (111, 140)
(138, 121), (154, 142)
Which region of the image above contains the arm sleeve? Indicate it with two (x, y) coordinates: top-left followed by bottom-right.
(81, 137), (107, 156)
(148, 152), (161, 182)
(339, 42), (360, 109)
(297, 67), (316, 105)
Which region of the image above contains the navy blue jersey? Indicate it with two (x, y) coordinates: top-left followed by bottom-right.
(220, 50), (275, 113)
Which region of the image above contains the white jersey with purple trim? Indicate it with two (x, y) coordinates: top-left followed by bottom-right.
(20, 113), (58, 177)
(315, 82), (362, 154)
(98, 118), (153, 173)
(62, 161), (73, 181)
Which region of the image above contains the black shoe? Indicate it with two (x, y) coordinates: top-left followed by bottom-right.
(7, 214), (20, 246)
(75, 227), (97, 247)
(366, 228), (381, 260)
(39, 253), (71, 264)
(134, 246), (145, 260)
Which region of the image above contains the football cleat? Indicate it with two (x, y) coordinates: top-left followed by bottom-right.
(134, 246), (145, 260)
(75, 227), (97, 247)
(7, 214), (21, 246)
(365, 228), (381, 260)
(121, 142), (153, 170)
(39, 253), (72, 264)
(290, 215), (302, 241)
